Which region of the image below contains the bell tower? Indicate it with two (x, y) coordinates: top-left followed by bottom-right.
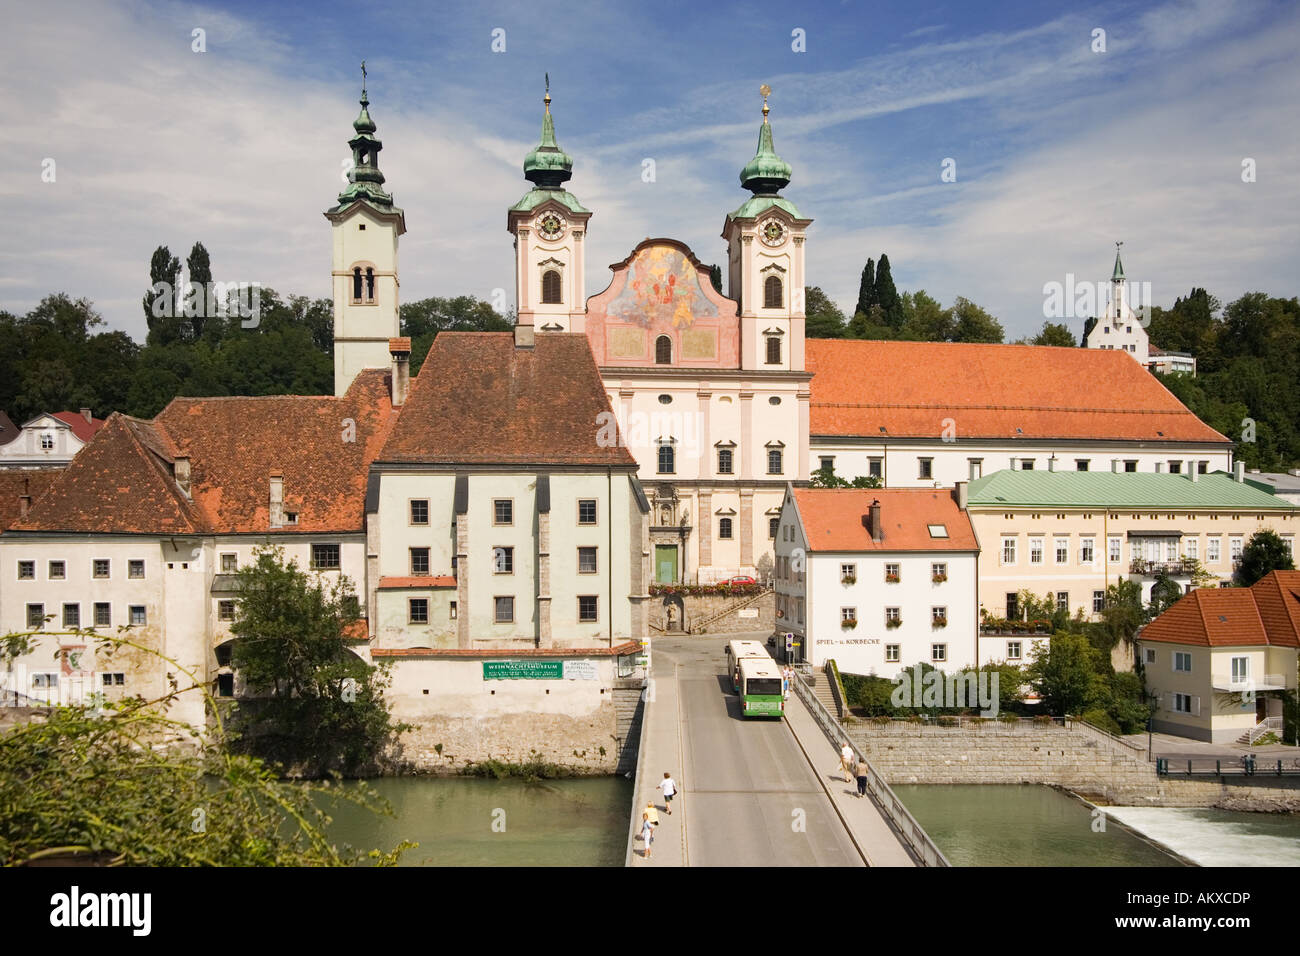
(324, 65), (406, 395)
(722, 85), (812, 372)
(507, 77), (592, 346)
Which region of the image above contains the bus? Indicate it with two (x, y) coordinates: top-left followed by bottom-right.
(725, 639), (770, 692)
(738, 656), (784, 718)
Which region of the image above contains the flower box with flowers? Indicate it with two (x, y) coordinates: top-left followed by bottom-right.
(885, 618), (902, 629)
(931, 616), (948, 628)
(885, 574), (900, 583)
(931, 573), (947, 583)
(841, 618), (858, 629)
(841, 575), (856, 585)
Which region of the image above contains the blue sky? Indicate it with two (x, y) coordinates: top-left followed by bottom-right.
(3, 0), (1297, 341)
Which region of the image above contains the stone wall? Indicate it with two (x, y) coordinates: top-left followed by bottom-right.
(847, 720), (1300, 810)
(648, 589), (774, 634)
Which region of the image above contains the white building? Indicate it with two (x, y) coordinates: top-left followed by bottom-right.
(1083, 247), (1149, 364)
(0, 410), (104, 469)
(774, 486), (979, 677)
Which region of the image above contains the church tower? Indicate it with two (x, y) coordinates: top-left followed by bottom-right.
(1083, 243), (1149, 365)
(507, 79), (592, 346)
(722, 86), (813, 372)
(325, 69), (406, 396)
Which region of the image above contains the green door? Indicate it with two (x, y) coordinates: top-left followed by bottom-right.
(655, 545), (678, 584)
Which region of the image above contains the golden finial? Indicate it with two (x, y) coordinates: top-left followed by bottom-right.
(544, 72), (551, 115)
(760, 83), (771, 122)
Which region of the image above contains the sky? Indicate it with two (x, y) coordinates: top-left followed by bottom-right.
(2, 0), (1297, 342)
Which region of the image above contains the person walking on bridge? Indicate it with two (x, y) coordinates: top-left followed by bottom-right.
(839, 743), (854, 784)
(658, 772), (677, 815)
(855, 755), (869, 798)
(641, 801), (660, 859)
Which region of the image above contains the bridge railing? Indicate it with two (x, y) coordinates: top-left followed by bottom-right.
(792, 670), (950, 867)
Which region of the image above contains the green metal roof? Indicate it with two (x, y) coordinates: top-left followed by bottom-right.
(1112, 249), (1125, 280)
(727, 194), (802, 221)
(509, 188), (589, 215)
(966, 469), (1297, 510)
(739, 118), (792, 194)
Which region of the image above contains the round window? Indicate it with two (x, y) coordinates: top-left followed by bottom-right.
(658, 394), (672, 404)
(768, 396), (781, 405)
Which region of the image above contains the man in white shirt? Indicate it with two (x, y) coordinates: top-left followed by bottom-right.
(658, 772), (677, 815)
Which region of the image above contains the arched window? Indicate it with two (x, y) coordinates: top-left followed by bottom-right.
(655, 335), (672, 365)
(764, 275), (783, 309)
(365, 267), (376, 302)
(541, 269), (562, 304)
(352, 267), (363, 302)
(657, 444), (675, 474)
(766, 336), (782, 364)
(719, 517), (733, 540)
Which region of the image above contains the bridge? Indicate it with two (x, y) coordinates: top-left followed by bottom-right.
(625, 634), (947, 867)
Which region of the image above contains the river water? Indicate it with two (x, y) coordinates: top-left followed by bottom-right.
(323, 776), (633, 866)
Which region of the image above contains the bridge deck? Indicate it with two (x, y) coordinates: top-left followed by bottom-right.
(627, 634), (915, 867)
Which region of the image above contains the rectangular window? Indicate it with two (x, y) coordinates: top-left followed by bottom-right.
(1055, 591), (1068, 612)
(1108, 537), (1121, 563)
(885, 607), (901, 624)
(931, 644), (947, 663)
(1029, 538), (1044, 565)
(220, 553), (237, 573)
(840, 562), (856, 581)
(26, 603), (44, 628)
(1007, 641), (1022, 660)
(841, 607), (857, 624)
(48, 560), (65, 580)
(410, 499), (429, 525)
(1080, 538), (1095, 564)
(494, 499), (513, 526)
(578, 595), (599, 623)
(657, 444), (675, 474)
(408, 598), (428, 624)
(494, 547), (514, 574)
(818, 456), (835, 473)
(767, 448), (783, 475)
(94, 602), (111, 627)
(717, 447), (734, 474)
(578, 547), (597, 574)
(1075, 459), (1089, 471)
(18, 560), (35, 580)
(769, 516), (779, 539)
(885, 644), (900, 663)
(1173, 693), (1198, 715)
(918, 458), (933, 480)
(1284, 536), (1295, 557)
(93, 558), (110, 579)
(1168, 460), (1182, 475)
(1231, 656), (1249, 682)
(931, 606), (947, 625)
(311, 544), (340, 570)
(494, 596), (514, 624)
(449, 600), (457, 620)
(1208, 537), (1221, 562)
(868, 458), (883, 479)
(931, 562), (947, 581)
(578, 499), (597, 525)
(62, 603), (80, 628)
(766, 336), (782, 364)
(1054, 537), (1069, 564)
(218, 600), (236, 622)
(1145, 648), (1156, 664)
(1174, 652), (1192, 673)
(129, 559), (145, 579)
(129, 605), (146, 626)
(718, 517), (733, 540)
(1230, 537), (1243, 561)
(1020, 459), (1034, 471)
(968, 459), (983, 481)
(884, 563), (899, 582)
(1165, 538), (1179, 562)
(1092, 590), (1104, 613)
(1002, 538), (1017, 565)
(40, 433), (54, 450)
(1124, 460), (1138, 472)
(102, 672), (125, 687)
(410, 548), (430, 576)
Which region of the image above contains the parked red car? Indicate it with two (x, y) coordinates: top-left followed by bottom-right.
(725, 575), (756, 586)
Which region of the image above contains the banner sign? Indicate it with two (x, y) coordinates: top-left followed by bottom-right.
(482, 660), (562, 680)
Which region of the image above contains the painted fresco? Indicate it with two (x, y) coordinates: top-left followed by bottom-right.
(606, 244), (719, 329)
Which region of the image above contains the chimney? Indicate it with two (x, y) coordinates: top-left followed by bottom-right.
(1111, 459), (1120, 473)
(953, 481), (968, 510)
(1234, 461), (1245, 483)
(80, 407), (92, 423)
(269, 473), (284, 528)
(389, 337), (411, 407)
(868, 499), (883, 543)
(1154, 461), (1163, 473)
(1048, 457), (1057, 472)
(18, 476), (31, 516)
(173, 456), (191, 496)
(1189, 462), (1198, 483)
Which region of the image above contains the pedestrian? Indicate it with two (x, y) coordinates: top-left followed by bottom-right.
(855, 755), (869, 798)
(641, 801), (659, 858)
(840, 743), (854, 783)
(783, 666), (791, 700)
(658, 771), (677, 815)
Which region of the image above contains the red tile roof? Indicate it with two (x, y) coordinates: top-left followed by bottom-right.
(11, 370), (395, 535)
(807, 340), (1229, 443)
(51, 411), (106, 442)
(378, 576), (458, 589)
(378, 333), (636, 467)
(790, 487), (978, 552)
(0, 469), (63, 532)
(1141, 571), (1300, 648)
(0, 411), (17, 447)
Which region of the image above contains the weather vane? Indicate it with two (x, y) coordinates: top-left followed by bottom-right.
(760, 83), (771, 120)
(360, 60), (367, 97)
(544, 72), (551, 113)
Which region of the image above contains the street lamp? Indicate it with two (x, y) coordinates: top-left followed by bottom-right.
(1146, 690), (1160, 761)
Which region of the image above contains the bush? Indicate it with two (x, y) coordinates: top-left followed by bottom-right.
(1080, 708), (1122, 735)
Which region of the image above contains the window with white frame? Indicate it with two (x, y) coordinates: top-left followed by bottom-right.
(1184, 537), (1198, 560)
(885, 607), (901, 624)
(841, 607), (857, 624)
(1231, 656), (1249, 682)
(1056, 591), (1068, 612)
(1029, 538), (1044, 565)
(1230, 537), (1243, 561)
(1007, 641), (1021, 660)
(218, 600), (236, 622)
(884, 563), (899, 582)
(1001, 538), (1017, 565)
(1054, 537), (1069, 564)
(1093, 590), (1104, 613)
(221, 553), (238, 573)
(1172, 693), (1197, 715)
(1108, 537), (1121, 563)
(1174, 651), (1192, 673)
(1283, 536), (1294, 557)
(1208, 537), (1221, 562)
(885, 644), (900, 663)
(931, 644), (947, 662)
(1080, 538), (1094, 564)
(931, 562), (947, 581)
(494, 547), (514, 574)
(840, 563), (856, 582)
(1144, 648), (1156, 664)
(1166, 538), (1179, 562)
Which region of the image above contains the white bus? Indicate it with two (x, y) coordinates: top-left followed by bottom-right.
(725, 639), (771, 692)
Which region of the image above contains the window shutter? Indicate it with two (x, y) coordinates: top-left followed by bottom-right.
(1192, 696), (1201, 717)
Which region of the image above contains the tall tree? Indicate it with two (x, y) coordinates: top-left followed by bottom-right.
(899, 290), (953, 342)
(874, 253), (904, 330)
(855, 257), (876, 318)
(948, 296), (1005, 343)
(1030, 321), (1076, 347)
(709, 264), (723, 294)
(143, 245), (181, 347)
(186, 241), (212, 341)
(400, 295), (514, 375)
(1235, 529), (1296, 587)
(804, 286), (847, 338)
(1026, 630), (1104, 717)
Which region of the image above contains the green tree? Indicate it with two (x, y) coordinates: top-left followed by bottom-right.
(1030, 321), (1076, 347)
(899, 290), (953, 342)
(1235, 529), (1296, 586)
(948, 297), (1005, 343)
(709, 264), (723, 293)
(804, 286), (847, 338)
(874, 253), (904, 330)
(400, 295), (513, 374)
(186, 241), (212, 341)
(1026, 630), (1104, 717)
(1096, 579), (1145, 653)
(1148, 573), (1185, 618)
(854, 257), (876, 319)
(229, 546), (406, 777)
(143, 245), (182, 346)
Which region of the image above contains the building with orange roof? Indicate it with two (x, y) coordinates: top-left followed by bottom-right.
(1136, 570), (1300, 743)
(0, 409), (105, 469)
(773, 485), (998, 678)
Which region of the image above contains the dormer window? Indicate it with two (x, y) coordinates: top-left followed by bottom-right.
(655, 335), (672, 365)
(764, 275), (783, 309)
(541, 269), (562, 304)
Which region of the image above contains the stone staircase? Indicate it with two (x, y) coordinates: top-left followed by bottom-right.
(689, 586), (773, 634)
(813, 675), (842, 719)
(613, 682), (644, 775)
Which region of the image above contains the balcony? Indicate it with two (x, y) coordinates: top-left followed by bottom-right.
(1129, 559), (1198, 577)
(1211, 674), (1288, 692)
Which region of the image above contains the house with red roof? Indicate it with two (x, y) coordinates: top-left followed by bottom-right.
(1137, 570), (1300, 743)
(774, 485), (995, 678)
(0, 409), (105, 469)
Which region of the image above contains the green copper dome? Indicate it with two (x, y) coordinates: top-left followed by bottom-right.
(740, 117), (792, 195)
(1112, 247), (1125, 280)
(523, 93), (574, 189)
(335, 83), (394, 209)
